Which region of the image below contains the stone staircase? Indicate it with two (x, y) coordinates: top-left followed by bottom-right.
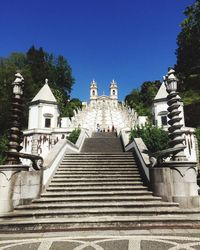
(0, 133), (200, 232)
(81, 132), (124, 152)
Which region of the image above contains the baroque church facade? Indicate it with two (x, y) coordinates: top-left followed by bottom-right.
(79, 79), (138, 132)
(27, 79), (139, 134)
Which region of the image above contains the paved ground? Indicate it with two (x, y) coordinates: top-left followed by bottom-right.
(0, 229), (200, 250)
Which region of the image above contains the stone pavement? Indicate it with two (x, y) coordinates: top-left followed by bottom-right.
(0, 229), (200, 250)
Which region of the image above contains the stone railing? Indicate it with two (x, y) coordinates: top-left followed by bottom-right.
(43, 128), (91, 189)
(120, 127), (199, 164)
(0, 127), (92, 213)
(125, 138), (150, 186)
(21, 128), (75, 163)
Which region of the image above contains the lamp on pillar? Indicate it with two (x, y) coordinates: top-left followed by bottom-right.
(149, 68), (199, 208)
(164, 68), (186, 161)
(5, 73), (24, 165)
(0, 73), (44, 214)
(4, 73), (43, 169)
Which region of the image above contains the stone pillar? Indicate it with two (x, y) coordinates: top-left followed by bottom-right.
(150, 69), (200, 208)
(150, 161), (199, 207)
(0, 165), (29, 213)
(150, 167), (173, 202)
(5, 73), (24, 165)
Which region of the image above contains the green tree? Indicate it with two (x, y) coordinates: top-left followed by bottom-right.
(67, 128), (81, 144)
(55, 55), (74, 93)
(140, 81), (161, 107)
(129, 125), (169, 153)
(175, 0), (200, 127)
(125, 81), (161, 118)
(0, 46), (75, 134)
(175, 0), (200, 91)
(0, 46), (77, 162)
(27, 46), (48, 86)
(0, 133), (8, 164)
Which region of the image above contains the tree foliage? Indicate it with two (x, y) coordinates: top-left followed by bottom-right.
(0, 133), (8, 164)
(67, 128), (81, 144)
(175, 0), (200, 92)
(129, 125), (169, 153)
(125, 81), (161, 118)
(175, 0), (200, 127)
(0, 46), (75, 135)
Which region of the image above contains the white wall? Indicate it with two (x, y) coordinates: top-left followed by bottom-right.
(28, 105), (39, 129)
(153, 101), (185, 127)
(28, 103), (59, 130)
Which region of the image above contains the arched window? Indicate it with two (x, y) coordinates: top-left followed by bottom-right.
(92, 90), (95, 96)
(112, 90), (115, 95)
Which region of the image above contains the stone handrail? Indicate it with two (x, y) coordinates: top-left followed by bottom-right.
(125, 138), (150, 184)
(6, 151), (43, 171)
(149, 146), (186, 167)
(76, 128), (91, 150)
(43, 128), (90, 189)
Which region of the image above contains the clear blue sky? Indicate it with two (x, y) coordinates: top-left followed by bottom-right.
(0, 0), (194, 101)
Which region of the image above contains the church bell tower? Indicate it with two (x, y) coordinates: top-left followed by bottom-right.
(110, 80), (118, 100)
(90, 80), (98, 100)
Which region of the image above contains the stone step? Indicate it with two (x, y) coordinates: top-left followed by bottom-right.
(57, 167), (138, 171)
(67, 152), (132, 155)
(62, 160), (135, 163)
(60, 163), (137, 166)
(1, 215), (200, 232)
(41, 190), (153, 197)
(51, 177), (141, 182)
(65, 153), (133, 156)
(81, 138), (124, 152)
(55, 170), (138, 175)
(1, 207), (184, 220)
(46, 185), (147, 192)
(66, 152), (132, 154)
(55, 170), (138, 174)
(62, 157), (135, 163)
(50, 180), (142, 185)
(33, 196), (163, 203)
(58, 166), (138, 170)
(16, 201), (179, 210)
(63, 156), (135, 160)
(48, 181), (143, 187)
(59, 163), (137, 166)
(91, 132), (117, 138)
(53, 173), (140, 178)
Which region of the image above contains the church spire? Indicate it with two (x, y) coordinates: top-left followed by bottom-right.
(110, 79), (118, 100)
(90, 79), (98, 100)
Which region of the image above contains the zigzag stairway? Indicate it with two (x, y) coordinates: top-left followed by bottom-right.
(0, 132), (200, 232)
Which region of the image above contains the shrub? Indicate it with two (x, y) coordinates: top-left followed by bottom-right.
(0, 133), (8, 164)
(67, 128), (81, 144)
(129, 125), (169, 153)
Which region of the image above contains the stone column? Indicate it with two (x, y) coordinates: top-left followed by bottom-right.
(0, 73), (30, 213)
